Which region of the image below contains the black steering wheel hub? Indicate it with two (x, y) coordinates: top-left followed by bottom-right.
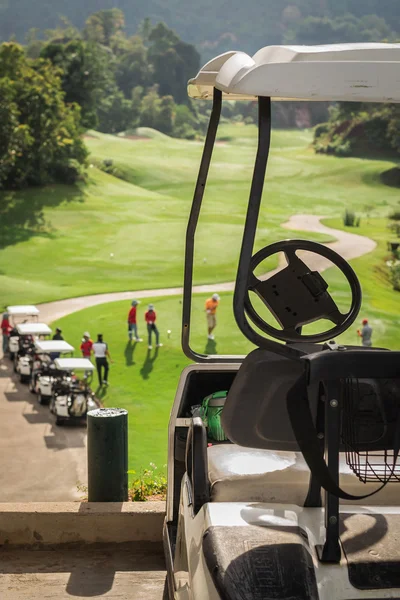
(244, 239), (362, 344)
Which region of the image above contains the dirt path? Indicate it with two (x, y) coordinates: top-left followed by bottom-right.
(37, 215), (376, 322)
(0, 214), (375, 501)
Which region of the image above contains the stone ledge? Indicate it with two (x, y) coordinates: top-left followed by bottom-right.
(0, 502), (166, 545)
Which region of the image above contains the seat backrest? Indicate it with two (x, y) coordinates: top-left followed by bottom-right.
(221, 347), (319, 451)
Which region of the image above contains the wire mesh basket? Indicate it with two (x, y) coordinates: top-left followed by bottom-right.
(341, 377), (400, 484)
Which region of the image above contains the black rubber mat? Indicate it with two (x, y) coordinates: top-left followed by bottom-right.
(202, 525), (318, 600)
(340, 513), (400, 590)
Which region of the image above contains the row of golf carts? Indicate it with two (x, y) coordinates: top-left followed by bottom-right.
(5, 305), (97, 425)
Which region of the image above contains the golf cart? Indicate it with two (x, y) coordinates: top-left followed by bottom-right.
(14, 322), (52, 383)
(29, 340), (75, 404)
(50, 357), (97, 426)
(164, 44), (400, 600)
(6, 305), (40, 360)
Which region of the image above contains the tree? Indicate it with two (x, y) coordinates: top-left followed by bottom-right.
(96, 88), (134, 133)
(140, 86), (161, 129)
(115, 36), (150, 97)
(0, 42), (87, 189)
(84, 9), (125, 47)
(147, 22), (200, 104)
(156, 95), (176, 134)
(40, 39), (113, 129)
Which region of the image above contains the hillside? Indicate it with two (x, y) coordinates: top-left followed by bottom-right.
(1, 126), (399, 306)
(1, 0), (399, 58)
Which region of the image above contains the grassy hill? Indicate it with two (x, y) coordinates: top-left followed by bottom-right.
(1, 125), (399, 307)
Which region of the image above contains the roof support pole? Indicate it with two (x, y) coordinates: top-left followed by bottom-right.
(182, 88), (224, 363)
(233, 97), (300, 359)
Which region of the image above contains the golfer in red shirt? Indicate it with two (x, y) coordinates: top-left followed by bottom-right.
(128, 300), (142, 342)
(1, 312), (11, 354)
(145, 304), (163, 349)
(80, 332), (93, 358)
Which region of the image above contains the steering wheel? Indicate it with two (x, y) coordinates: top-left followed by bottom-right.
(244, 239), (362, 344)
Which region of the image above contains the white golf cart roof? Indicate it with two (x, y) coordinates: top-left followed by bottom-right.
(7, 305), (40, 316)
(188, 43), (400, 102)
(54, 358), (95, 371)
(16, 323), (52, 336)
(34, 340), (75, 354)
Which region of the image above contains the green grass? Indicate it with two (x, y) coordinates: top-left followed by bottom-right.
(51, 293), (256, 477)
(320, 217), (400, 347)
(1, 125), (399, 306)
(52, 218), (400, 476)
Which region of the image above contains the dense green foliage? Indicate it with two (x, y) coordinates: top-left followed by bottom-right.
(1, 1), (399, 59)
(314, 103), (400, 159)
(0, 42), (87, 190)
(22, 12), (203, 138)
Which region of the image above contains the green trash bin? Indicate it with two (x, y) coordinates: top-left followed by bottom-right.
(201, 390), (228, 441)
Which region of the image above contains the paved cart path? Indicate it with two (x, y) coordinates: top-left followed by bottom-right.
(0, 214), (375, 502)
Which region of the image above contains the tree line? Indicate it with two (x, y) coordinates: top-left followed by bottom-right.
(1, 1), (399, 60)
(0, 10), (205, 190)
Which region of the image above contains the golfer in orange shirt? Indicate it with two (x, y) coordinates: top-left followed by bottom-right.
(205, 293), (220, 340)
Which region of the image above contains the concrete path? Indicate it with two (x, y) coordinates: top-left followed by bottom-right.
(0, 214), (375, 502)
(0, 360), (87, 502)
(0, 542), (166, 599)
(37, 215), (376, 322)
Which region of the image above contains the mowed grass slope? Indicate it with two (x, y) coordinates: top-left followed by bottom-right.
(52, 224), (399, 476)
(1, 125), (399, 306)
(52, 293), (256, 475)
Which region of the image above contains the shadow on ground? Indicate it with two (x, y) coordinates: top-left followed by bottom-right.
(204, 339), (217, 355)
(140, 348), (159, 380)
(0, 542), (166, 598)
(0, 184), (85, 250)
(124, 340), (138, 366)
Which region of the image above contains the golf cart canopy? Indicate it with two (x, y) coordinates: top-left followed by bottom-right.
(16, 323), (52, 336)
(7, 305), (40, 317)
(54, 358), (95, 371)
(188, 43), (400, 102)
(34, 340), (75, 354)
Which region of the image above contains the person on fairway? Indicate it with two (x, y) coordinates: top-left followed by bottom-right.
(205, 293), (220, 340)
(357, 318), (373, 347)
(93, 334), (112, 387)
(128, 300), (142, 342)
(1, 312), (11, 354)
(145, 304), (163, 349)
(80, 332), (93, 358)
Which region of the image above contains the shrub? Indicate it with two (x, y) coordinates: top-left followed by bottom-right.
(387, 260), (400, 292)
(388, 222), (400, 237)
(314, 122), (330, 139)
(128, 463), (167, 501)
(335, 141), (352, 157)
(343, 209), (357, 227)
(389, 210), (400, 221)
(52, 159), (86, 184)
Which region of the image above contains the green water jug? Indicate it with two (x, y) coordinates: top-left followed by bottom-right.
(201, 391), (228, 441)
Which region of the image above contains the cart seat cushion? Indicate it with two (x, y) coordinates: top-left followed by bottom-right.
(203, 525), (318, 600)
(207, 444), (400, 505)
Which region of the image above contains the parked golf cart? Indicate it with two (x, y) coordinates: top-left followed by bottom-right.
(164, 44), (400, 600)
(29, 340), (75, 404)
(14, 323), (52, 383)
(50, 358), (97, 426)
(6, 305), (40, 360)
